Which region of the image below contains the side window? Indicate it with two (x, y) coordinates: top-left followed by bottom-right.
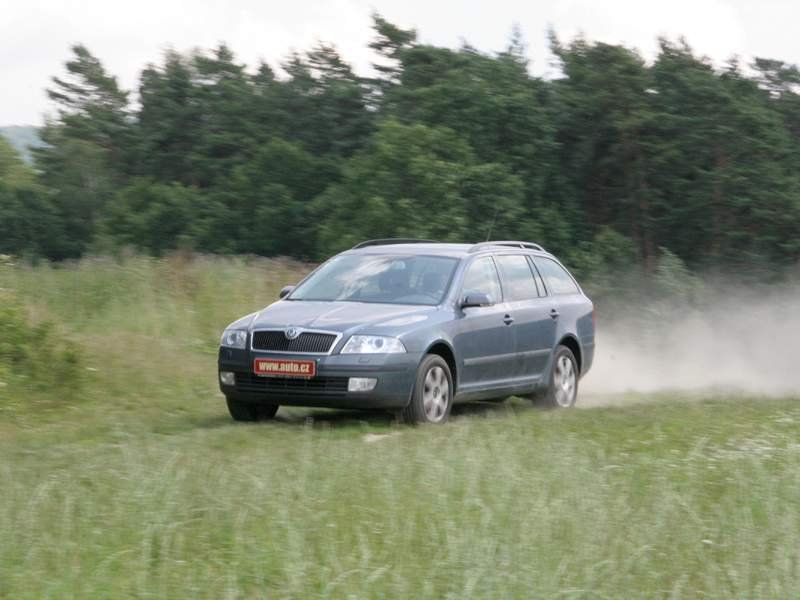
(461, 257), (502, 304)
(495, 255), (540, 302)
(535, 257), (580, 295)
(526, 256), (546, 297)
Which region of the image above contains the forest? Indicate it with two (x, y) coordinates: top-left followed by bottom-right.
(2, 15), (800, 281)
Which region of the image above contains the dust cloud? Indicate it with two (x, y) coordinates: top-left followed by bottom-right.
(581, 284), (800, 398)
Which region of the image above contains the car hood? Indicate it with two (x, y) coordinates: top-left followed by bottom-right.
(245, 300), (439, 336)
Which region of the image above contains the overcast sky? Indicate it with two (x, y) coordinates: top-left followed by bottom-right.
(2, 0), (799, 126)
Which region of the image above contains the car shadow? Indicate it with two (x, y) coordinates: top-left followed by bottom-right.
(269, 398), (535, 428)
(451, 398), (539, 419)
(185, 398), (538, 432)
(275, 407), (397, 428)
(452, 400), (516, 418)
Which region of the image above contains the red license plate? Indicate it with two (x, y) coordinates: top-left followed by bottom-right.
(253, 358), (316, 378)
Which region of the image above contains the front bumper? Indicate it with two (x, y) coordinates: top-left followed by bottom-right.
(218, 347), (420, 409)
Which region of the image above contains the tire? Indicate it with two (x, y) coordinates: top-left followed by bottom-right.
(538, 345), (579, 409)
(226, 398), (279, 422)
(402, 355), (453, 424)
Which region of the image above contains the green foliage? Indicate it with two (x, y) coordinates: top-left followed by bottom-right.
(0, 125), (43, 164)
(369, 12), (417, 88)
(103, 179), (199, 254)
(0, 140), (66, 259)
(566, 225), (638, 297)
(0, 290), (82, 406)
(0, 181), (65, 259)
(646, 41), (800, 267)
(313, 119), (482, 254)
(0, 136), (35, 186)
(39, 43), (133, 180)
(3, 17), (800, 276)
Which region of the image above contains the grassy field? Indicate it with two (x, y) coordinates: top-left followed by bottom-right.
(1, 256), (799, 598)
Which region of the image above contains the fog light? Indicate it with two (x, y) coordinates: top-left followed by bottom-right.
(348, 377), (377, 392)
(219, 371), (235, 386)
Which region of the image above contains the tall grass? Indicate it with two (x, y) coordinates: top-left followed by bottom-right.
(1, 255), (799, 598)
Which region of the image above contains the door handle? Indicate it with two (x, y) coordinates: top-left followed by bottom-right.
(503, 314), (514, 325)
(549, 309), (560, 320)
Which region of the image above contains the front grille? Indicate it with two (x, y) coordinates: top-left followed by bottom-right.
(235, 372), (349, 396)
(251, 330), (337, 354)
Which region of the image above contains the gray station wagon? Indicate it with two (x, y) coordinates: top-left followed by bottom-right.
(218, 240), (595, 424)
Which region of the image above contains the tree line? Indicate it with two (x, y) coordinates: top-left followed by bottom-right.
(2, 15), (800, 280)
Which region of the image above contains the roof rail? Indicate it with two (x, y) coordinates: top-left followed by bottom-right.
(468, 241), (545, 253)
(352, 238), (439, 249)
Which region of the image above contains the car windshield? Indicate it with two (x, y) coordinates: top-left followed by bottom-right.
(288, 254), (458, 306)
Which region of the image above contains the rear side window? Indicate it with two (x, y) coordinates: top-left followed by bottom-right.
(461, 257), (502, 303)
(535, 257), (580, 295)
(526, 257), (546, 296)
(495, 255), (540, 302)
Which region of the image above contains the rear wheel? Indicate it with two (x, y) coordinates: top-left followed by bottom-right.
(538, 345), (579, 408)
(226, 398), (279, 422)
(402, 355), (453, 424)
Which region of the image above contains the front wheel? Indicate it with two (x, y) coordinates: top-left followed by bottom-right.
(540, 345), (579, 408)
(226, 398), (279, 422)
(402, 355), (453, 424)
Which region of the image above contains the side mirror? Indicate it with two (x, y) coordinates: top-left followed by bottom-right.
(461, 292), (492, 308)
(279, 285), (295, 299)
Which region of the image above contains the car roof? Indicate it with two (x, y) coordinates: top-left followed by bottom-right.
(344, 242), (553, 260)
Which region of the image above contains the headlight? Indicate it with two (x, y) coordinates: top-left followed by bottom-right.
(341, 335), (406, 354)
(220, 329), (248, 349)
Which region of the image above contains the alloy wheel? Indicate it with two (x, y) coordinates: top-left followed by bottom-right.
(422, 365), (450, 422)
(554, 354), (576, 407)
